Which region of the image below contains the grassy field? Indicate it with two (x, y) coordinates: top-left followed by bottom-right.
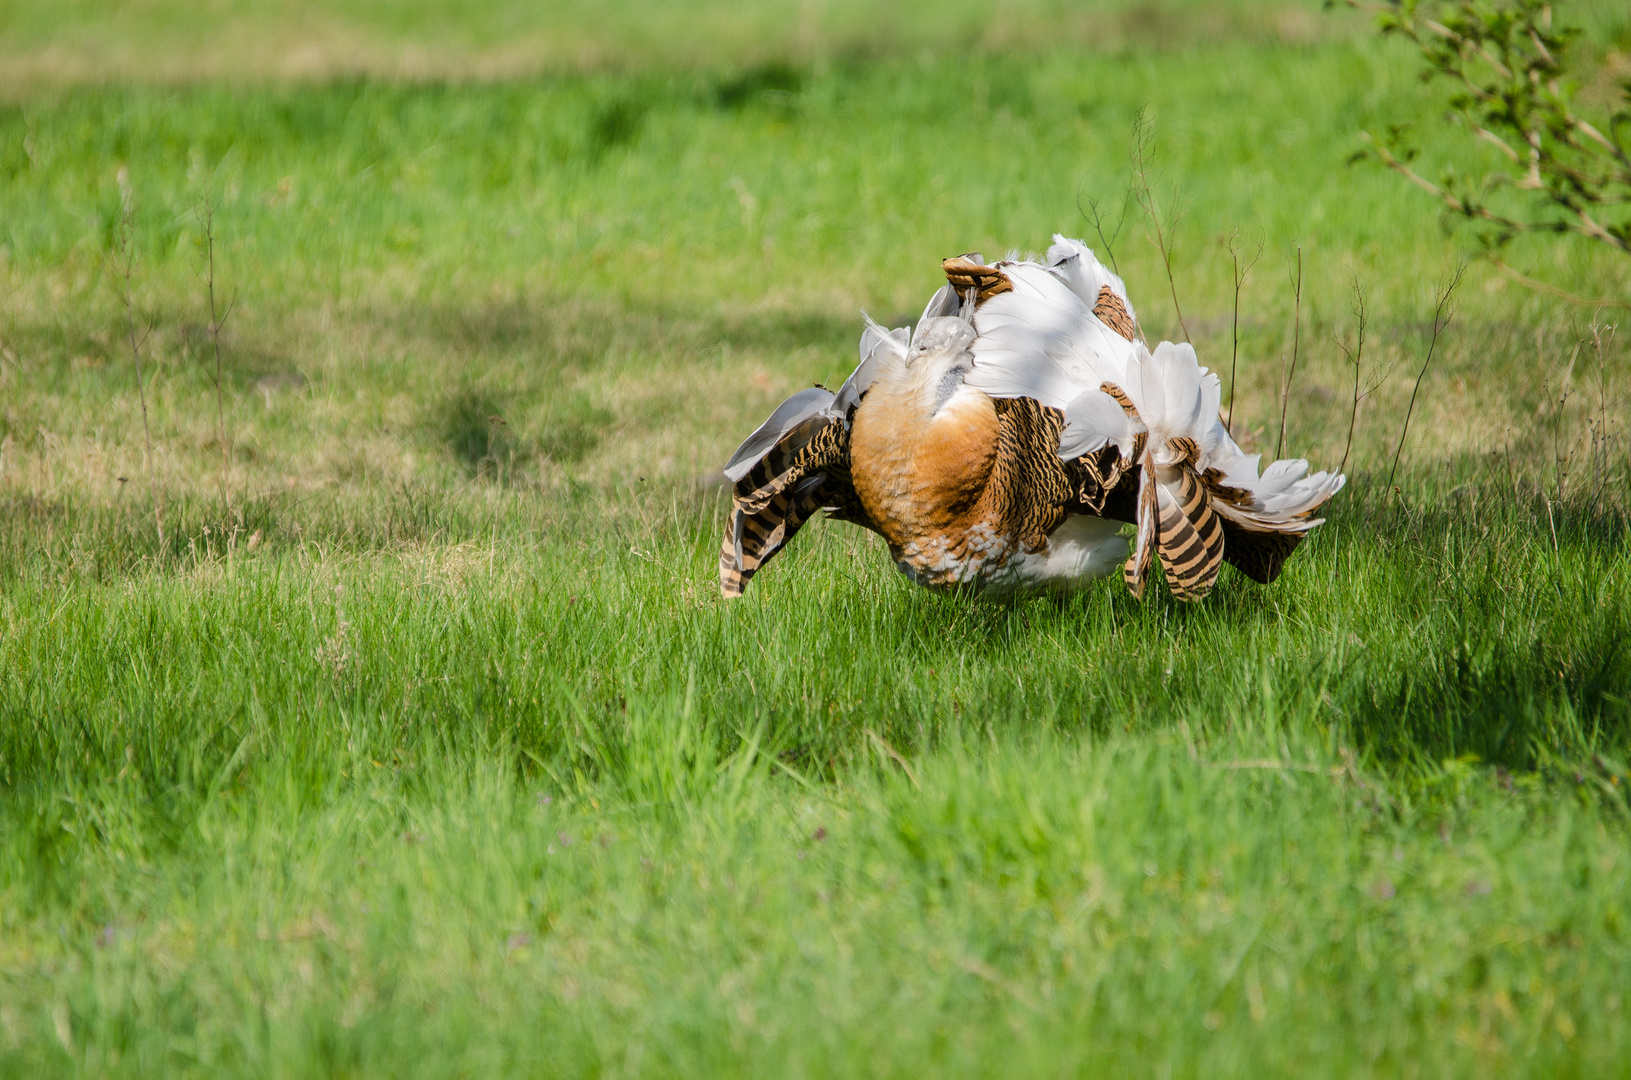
(3, 1), (1631, 1075)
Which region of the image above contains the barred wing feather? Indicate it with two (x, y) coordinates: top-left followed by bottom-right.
(717, 320), (900, 596)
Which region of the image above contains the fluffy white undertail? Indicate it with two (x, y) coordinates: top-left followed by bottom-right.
(1118, 340), (1345, 534)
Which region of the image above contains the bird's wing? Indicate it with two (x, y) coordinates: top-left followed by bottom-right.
(951, 237), (1343, 600)
(717, 322), (900, 598)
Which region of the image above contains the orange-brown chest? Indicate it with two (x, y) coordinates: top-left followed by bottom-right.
(849, 384), (1000, 550)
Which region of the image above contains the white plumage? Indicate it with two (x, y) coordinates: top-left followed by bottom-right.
(968, 245), (1344, 539)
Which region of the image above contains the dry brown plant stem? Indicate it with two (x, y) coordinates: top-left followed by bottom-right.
(1078, 183), (1129, 278)
(113, 195), (165, 550)
(1587, 321), (1618, 505)
(1226, 229), (1262, 432)
(199, 197), (235, 510)
(1487, 255), (1631, 312)
(1551, 373), (1575, 501)
(1338, 275), (1369, 476)
(1387, 262), (1466, 492)
(1129, 108), (1190, 343)
(1275, 246), (1303, 461)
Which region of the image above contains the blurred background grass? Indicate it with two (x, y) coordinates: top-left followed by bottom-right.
(1, 2), (1629, 1076)
(2, 5), (1625, 506)
(1, 0), (1364, 86)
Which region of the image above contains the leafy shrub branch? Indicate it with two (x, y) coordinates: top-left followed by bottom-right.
(1342, 0), (1629, 255)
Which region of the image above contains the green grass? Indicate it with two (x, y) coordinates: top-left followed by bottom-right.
(2, 1), (1631, 1075)
(3, 492), (1630, 1076)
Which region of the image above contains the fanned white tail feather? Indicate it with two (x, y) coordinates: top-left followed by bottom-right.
(1209, 454), (1347, 532)
(1119, 340), (1345, 534)
(959, 235), (1342, 597)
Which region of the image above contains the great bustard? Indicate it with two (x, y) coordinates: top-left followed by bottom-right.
(719, 235), (1344, 600)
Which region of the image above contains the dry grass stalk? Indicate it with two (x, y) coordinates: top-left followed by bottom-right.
(1274, 246), (1303, 461)
(1129, 107), (1190, 343)
(1226, 228), (1263, 432)
(1337, 274), (1368, 476)
(111, 187), (165, 550)
(198, 196), (236, 511)
(1387, 261), (1466, 492)
(1586, 321), (1619, 505)
(1335, 272), (1405, 477)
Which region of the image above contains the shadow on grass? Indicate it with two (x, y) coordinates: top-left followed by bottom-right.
(1335, 602), (1629, 772)
(369, 292), (858, 368)
(1319, 485), (1629, 771)
(0, 282), (861, 416)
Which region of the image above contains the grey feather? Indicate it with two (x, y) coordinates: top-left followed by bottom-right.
(916, 284), (961, 331)
(727, 312), (907, 484)
(722, 387), (834, 483)
(837, 316), (906, 417)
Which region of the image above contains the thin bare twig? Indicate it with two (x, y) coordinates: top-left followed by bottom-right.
(1077, 184), (1130, 278)
(1487, 255), (1631, 311)
(1226, 229), (1263, 432)
(1543, 331), (1581, 503)
(1337, 273), (1369, 476)
(1129, 107), (1191, 342)
(1584, 320), (1619, 506)
(198, 196), (236, 511)
(112, 190), (164, 550)
(1387, 262), (1467, 492)
(1275, 246), (1303, 461)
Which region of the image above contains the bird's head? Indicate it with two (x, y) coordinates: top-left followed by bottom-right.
(905, 316), (975, 369)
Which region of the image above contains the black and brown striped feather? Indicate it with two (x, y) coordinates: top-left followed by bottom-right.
(984, 397), (1149, 553)
(1095, 383), (1225, 601)
(1122, 464), (1158, 599)
(985, 397), (1071, 551)
(1066, 441), (1139, 517)
(719, 475), (829, 597)
(719, 412), (884, 597)
(1093, 285), (1138, 341)
(1153, 465), (1225, 601)
(942, 256), (1013, 304)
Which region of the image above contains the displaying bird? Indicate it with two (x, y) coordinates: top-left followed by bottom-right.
(718, 235), (1344, 601)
